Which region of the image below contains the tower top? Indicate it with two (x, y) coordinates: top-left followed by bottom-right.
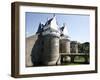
(43, 14), (59, 31)
(42, 15), (60, 37)
(62, 23), (69, 37)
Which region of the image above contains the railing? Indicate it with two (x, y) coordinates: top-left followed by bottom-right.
(60, 53), (89, 64)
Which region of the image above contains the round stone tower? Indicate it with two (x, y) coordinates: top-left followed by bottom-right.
(60, 23), (71, 63)
(60, 37), (70, 53)
(60, 23), (70, 54)
(41, 16), (60, 65)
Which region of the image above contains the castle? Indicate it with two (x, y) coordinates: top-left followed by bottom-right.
(26, 15), (79, 66)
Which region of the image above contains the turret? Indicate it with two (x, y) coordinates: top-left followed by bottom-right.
(60, 23), (70, 54)
(42, 15), (60, 37)
(41, 15), (60, 65)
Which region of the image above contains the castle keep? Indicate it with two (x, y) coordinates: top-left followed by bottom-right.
(26, 15), (81, 67)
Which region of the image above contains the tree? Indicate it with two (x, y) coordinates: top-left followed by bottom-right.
(82, 42), (89, 53)
(78, 42), (89, 53)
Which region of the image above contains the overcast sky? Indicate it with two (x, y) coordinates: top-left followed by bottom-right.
(25, 12), (90, 43)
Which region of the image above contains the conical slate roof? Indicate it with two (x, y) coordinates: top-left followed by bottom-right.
(43, 16), (59, 31)
(50, 16), (59, 31)
(42, 15), (60, 37)
(61, 23), (69, 36)
(36, 23), (44, 34)
(36, 15), (70, 38)
(45, 18), (53, 26)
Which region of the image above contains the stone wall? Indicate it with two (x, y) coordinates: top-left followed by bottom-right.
(26, 34), (41, 67)
(60, 38), (70, 53)
(42, 35), (60, 65)
(26, 34), (60, 66)
(26, 34), (72, 66)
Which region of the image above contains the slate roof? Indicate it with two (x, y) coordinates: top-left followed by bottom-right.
(45, 18), (53, 26)
(36, 23), (44, 34)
